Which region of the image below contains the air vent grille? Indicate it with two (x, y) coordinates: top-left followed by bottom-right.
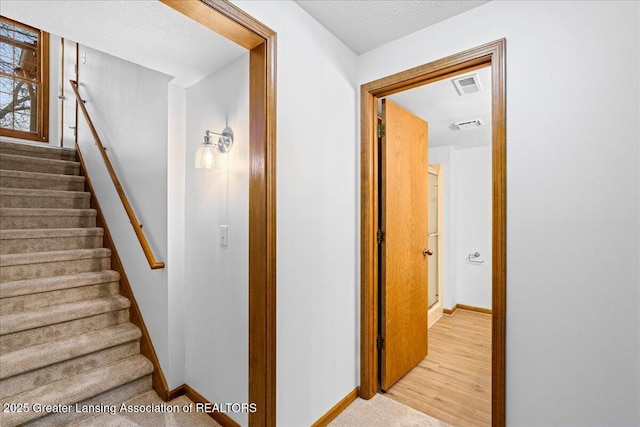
(452, 73), (483, 95)
(454, 119), (484, 130)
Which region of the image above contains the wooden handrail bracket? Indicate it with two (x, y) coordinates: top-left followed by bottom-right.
(69, 79), (165, 269)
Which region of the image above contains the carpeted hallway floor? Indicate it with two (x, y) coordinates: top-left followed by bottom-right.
(69, 391), (222, 427)
(329, 394), (449, 427)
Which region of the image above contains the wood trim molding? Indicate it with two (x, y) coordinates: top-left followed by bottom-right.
(359, 39), (506, 427)
(458, 304), (492, 315)
(443, 304), (458, 315)
(311, 388), (359, 427)
(75, 144), (170, 401)
(159, 0), (263, 50)
(444, 304), (492, 316)
(158, 2), (277, 425)
(166, 384), (186, 401)
(182, 384), (241, 427)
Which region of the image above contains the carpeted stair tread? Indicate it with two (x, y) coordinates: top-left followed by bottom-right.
(0, 354), (153, 427)
(0, 187), (91, 209)
(0, 323), (141, 380)
(0, 140), (76, 161)
(0, 280), (119, 314)
(0, 248), (111, 267)
(0, 295), (130, 335)
(0, 208), (97, 230)
(0, 248), (111, 282)
(0, 227), (103, 241)
(0, 341), (139, 400)
(0, 153), (80, 175)
(1, 310), (130, 354)
(0, 208), (96, 218)
(0, 270), (119, 298)
(0, 169), (85, 191)
(0, 227), (104, 254)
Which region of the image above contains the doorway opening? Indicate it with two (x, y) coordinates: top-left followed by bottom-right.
(158, 2), (277, 425)
(360, 39), (506, 426)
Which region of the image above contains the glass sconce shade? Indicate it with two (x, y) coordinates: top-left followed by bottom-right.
(195, 128), (234, 169)
(195, 144), (216, 169)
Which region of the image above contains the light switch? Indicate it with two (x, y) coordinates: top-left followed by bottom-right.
(220, 225), (228, 247)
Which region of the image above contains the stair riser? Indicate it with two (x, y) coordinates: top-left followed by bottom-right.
(0, 310), (129, 353)
(0, 194), (90, 209)
(0, 341), (139, 400)
(1, 282), (119, 314)
(0, 256), (111, 283)
(0, 234), (104, 254)
(0, 146), (76, 162)
(0, 157), (80, 176)
(0, 176), (85, 192)
(0, 215), (96, 230)
(12, 375), (152, 427)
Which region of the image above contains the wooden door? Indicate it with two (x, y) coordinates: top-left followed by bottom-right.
(380, 98), (429, 391)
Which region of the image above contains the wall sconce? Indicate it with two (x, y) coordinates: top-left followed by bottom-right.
(195, 128), (234, 169)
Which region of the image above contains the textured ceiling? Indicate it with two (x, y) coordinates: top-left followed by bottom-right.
(386, 66), (491, 149)
(0, 1), (247, 88)
(0, 1), (493, 86)
(294, 0), (490, 54)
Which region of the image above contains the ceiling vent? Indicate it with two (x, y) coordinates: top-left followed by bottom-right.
(454, 119), (484, 130)
(452, 73), (483, 95)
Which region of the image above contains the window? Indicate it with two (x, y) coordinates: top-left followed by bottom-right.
(0, 16), (49, 142)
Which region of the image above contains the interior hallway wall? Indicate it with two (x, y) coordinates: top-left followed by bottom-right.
(358, 1), (640, 424)
(231, 2), (359, 426)
(454, 146), (492, 309)
(184, 53), (250, 427)
(430, 145), (492, 311)
(167, 82), (186, 389)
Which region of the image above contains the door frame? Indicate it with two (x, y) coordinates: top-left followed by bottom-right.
(159, 1), (277, 425)
(360, 39), (506, 426)
(427, 164), (443, 328)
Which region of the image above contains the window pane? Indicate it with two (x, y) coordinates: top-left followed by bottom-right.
(0, 19), (39, 81)
(0, 76), (38, 132)
(0, 18), (40, 133)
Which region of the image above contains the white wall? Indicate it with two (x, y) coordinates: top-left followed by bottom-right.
(430, 145), (493, 311)
(359, 1), (640, 425)
(75, 45), (172, 386)
(183, 54), (250, 426)
(231, 2), (359, 426)
(49, 34), (61, 147)
(454, 146), (491, 309)
(167, 83), (186, 389)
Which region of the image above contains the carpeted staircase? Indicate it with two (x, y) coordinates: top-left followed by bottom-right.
(0, 141), (154, 426)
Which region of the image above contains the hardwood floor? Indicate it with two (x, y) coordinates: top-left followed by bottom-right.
(384, 309), (491, 427)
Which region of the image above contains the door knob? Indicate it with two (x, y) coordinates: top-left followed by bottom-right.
(423, 249), (433, 257)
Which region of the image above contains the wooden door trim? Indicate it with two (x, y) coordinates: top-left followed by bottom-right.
(427, 164), (444, 328)
(360, 39), (506, 426)
(158, 1), (277, 425)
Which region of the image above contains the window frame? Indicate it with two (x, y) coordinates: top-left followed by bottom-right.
(0, 16), (50, 143)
